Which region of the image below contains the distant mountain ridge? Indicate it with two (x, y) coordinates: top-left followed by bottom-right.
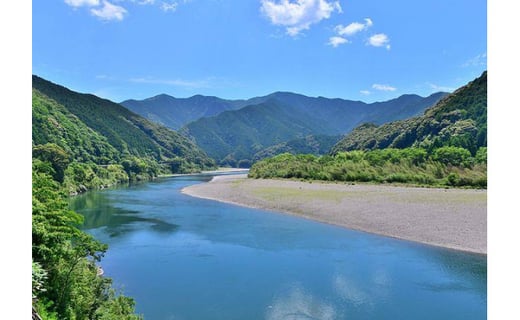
(122, 91), (447, 131)
(121, 94), (249, 130)
(122, 90), (447, 166)
(179, 91), (448, 166)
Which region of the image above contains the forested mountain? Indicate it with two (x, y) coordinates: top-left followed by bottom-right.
(180, 92), (447, 166)
(121, 94), (248, 130)
(252, 135), (342, 164)
(32, 76), (172, 318)
(331, 71), (487, 155)
(249, 72), (487, 188)
(32, 75), (216, 192)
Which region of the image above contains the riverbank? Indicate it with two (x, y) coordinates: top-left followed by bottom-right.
(182, 174), (486, 254)
(160, 168), (249, 177)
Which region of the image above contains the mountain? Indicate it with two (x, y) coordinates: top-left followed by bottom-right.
(180, 92), (447, 166)
(252, 135), (342, 163)
(32, 75), (216, 178)
(331, 71), (487, 155)
(121, 94), (250, 130)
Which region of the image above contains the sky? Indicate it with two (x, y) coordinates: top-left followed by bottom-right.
(32, 0), (486, 103)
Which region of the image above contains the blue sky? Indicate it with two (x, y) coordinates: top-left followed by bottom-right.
(33, 0), (486, 103)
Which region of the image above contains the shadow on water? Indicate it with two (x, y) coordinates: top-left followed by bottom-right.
(69, 190), (179, 237)
(417, 247), (487, 297)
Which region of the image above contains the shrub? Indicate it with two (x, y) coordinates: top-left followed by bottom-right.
(432, 146), (472, 166)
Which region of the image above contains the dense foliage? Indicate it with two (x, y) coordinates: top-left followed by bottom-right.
(251, 72), (487, 189)
(32, 76), (216, 194)
(181, 92), (445, 166)
(252, 135), (342, 163)
(32, 161), (142, 319)
(249, 147), (487, 188)
(331, 71), (487, 155)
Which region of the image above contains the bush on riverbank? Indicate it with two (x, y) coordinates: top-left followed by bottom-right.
(249, 147), (487, 188)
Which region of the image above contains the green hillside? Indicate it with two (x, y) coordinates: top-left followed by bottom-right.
(331, 71), (487, 155)
(181, 92), (446, 166)
(121, 94), (247, 130)
(252, 135), (342, 163)
(181, 100), (319, 166)
(249, 72), (487, 188)
(32, 75), (216, 193)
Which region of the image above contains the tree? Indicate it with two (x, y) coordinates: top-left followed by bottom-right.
(432, 146), (472, 166)
(33, 143), (70, 182)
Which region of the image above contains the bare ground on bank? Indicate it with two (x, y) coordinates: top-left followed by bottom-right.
(182, 174), (487, 255)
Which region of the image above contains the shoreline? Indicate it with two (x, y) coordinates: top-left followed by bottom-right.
(159, 168), (249, 178)
(182, 174), (487, 255)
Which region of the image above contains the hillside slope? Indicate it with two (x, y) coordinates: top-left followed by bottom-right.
(180, 92), (446, 165)
(121, 94), (248, 130)
(32, 75), (215, 190)
(331, 71), (487, 155)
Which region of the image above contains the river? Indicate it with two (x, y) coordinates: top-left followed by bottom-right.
(69, 174), (486, 320)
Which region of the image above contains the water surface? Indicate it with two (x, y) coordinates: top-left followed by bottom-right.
(70, 174), (486, 320)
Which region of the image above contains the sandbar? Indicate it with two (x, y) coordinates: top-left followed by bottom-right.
(182, 174), (486, 254)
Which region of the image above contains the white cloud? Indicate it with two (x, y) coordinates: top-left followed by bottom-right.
(65, 0), (100, 7)
(130, 76), (211, 89)
(261, 0), (342, 37)
(462, 53), (487, 67)
(429, 83), (455, 92)
(327, 36), (348, 47)
(66, 0), (192, 20)
(161, 1), (178, 12)
(367, 33), (391, 49)
(360, 90), (371, 95)
(334, 18), (372, 36)
(372, 83), (396, 91)
(91, 1), (127, 21)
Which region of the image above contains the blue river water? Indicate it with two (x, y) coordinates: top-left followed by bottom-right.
(69, 174), (486, 320)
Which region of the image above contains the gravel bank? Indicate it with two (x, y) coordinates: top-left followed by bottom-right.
(182, 174), (487, 254)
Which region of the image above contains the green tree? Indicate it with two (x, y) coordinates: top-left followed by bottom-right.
(432, 146), (472, 166)
(32, 163), (140, 319)
(33, 143), (70, 182)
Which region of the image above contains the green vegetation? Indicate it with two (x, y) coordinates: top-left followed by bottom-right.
(31, 76), (219, 318)
(249, 148), (487, 188)
(252, 135), (342, 163)
(249, 72), (487, 188)
(33, 75), (216, 194)
(180, 92), (446, 166)
(121, 94), (246, 130)
(251, 72), (487, 189)
(32, 161), (142, 319)
(331, 71), (487, 155)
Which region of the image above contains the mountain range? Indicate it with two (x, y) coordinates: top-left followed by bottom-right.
(124, 91), (447, 166)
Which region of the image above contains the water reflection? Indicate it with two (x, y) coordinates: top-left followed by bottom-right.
(70, 190), (179, 237)
(266, 284), (336, 320)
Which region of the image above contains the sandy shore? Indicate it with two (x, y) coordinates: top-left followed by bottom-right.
(182, 174), (487, 255)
